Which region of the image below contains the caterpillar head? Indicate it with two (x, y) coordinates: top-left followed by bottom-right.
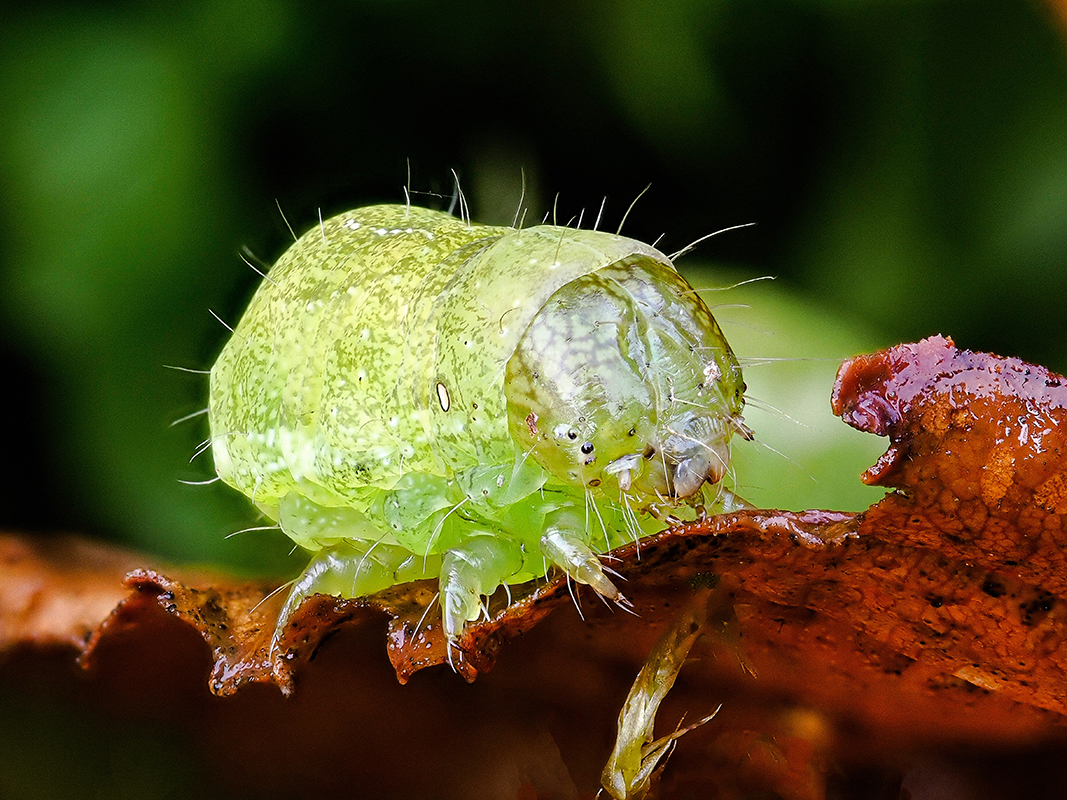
(505, 255), (748, 507)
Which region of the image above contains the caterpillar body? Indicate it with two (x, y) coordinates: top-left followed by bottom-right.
(209, 204), (749, 651)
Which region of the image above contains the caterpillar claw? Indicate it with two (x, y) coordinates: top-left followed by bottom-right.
(438, 534), (524, 647)
(616, 594), (640, 617)
(540, 522), (623, 603)
(268, 539), (441, 659)
(440, 565), (481, 646)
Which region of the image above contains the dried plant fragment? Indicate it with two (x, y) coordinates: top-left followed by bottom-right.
(601, 585), (720, 800)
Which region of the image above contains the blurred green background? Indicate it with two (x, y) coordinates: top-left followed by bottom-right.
(1, 0), (1065, 577)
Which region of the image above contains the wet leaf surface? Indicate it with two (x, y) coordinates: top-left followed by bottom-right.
(834, 334), (1067, 596)
(5, 336), (1067, 798)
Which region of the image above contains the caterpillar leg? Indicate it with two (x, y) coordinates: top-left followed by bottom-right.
(273, 540), (439, 650)
(438, 533), (525, 645)
(539, 505), (627, 605)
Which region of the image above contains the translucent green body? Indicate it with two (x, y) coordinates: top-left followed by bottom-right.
(209, 204), (747, 647)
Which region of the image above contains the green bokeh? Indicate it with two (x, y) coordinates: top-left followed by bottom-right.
(689, 268), (890, 512)
(0, 0), (1064, 577)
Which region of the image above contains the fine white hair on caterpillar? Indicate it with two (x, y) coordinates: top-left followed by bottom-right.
(207, 202), (750, 657)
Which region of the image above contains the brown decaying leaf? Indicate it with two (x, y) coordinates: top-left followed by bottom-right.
(834, 334), (1067, 594)
(5, 335), (1067, 798)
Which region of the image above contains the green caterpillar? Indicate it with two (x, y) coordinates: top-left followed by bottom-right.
(209, 204), (749, 651)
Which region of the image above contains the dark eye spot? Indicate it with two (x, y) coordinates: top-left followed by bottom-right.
(588, 478), (601, 487)
(643, 445), (656, 459)
(628, 428), (636, 437)
(580, 442), (594, 454)
(567, 429), (578, 440)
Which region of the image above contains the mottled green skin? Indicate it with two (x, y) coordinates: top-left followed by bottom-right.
(209, 204), (746, 645)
